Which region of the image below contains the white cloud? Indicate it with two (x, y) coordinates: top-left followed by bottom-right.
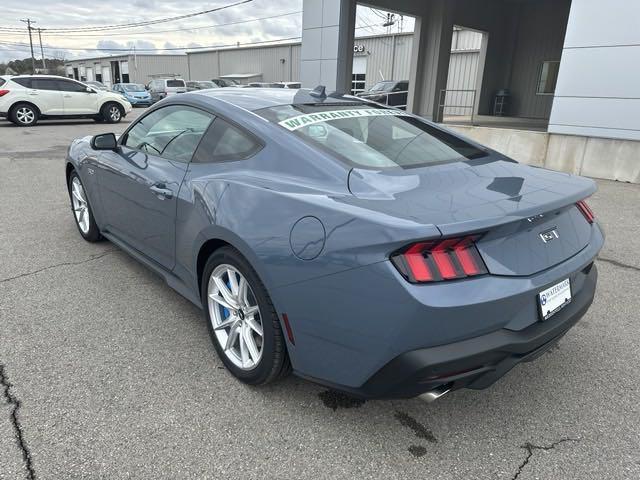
(0, 1), (413, 63)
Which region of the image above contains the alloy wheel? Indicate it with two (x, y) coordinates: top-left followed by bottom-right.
(108, 105), (121, 122)
(16, 107), (35, 125)
(71, 176), (90, 234)
(207, 264), (264, 370)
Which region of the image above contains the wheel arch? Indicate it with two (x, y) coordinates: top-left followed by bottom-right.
(65, 162), (75, 188)
(9, 101), (41, 116)
(99, 100), (125, 114)
(193, 227), (279, 306)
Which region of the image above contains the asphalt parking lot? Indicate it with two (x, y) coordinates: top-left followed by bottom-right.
(1, 111), (639, 479)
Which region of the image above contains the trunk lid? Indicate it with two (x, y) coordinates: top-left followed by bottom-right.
(347, 158), (596, 276)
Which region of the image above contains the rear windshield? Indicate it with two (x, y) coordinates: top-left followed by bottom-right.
(256, 104), (487, 169)
(166, 80), (185, 87)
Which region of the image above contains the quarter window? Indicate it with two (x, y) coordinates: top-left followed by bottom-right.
(123, 105), (214, 162)
(192, 118), (262, 163)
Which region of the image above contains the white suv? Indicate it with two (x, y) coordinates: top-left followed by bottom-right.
(0, 75), (132, 127)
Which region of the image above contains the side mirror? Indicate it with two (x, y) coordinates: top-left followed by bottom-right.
(86, 87), (96, 94)
(91, 133), (118, 151)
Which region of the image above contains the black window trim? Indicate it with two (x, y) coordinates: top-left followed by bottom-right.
(119, 103), (216, 163)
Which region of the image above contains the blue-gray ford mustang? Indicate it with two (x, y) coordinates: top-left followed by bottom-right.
(65, 87), (604, 400)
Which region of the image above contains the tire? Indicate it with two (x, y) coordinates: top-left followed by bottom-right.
(10, 103), (39, 127)
(68, 171), (102, 242)
(201, 246), (291, 385)
(101, 102), (123, 124)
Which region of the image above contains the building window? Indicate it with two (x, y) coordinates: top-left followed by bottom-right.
(537, 60), (560, 95)
(351, 73), (366, 95)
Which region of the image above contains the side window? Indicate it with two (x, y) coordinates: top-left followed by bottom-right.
(31, 78), (60, 91)
(123, 105), (213, 162)
(57, 80), (87, 92)
(192, 118), (262, 163)
(13, 78), (32, 88)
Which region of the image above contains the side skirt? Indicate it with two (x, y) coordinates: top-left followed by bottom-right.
(101, 231), (203, 309)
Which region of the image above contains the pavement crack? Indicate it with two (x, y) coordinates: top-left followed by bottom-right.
(0, 364), (36, 480)
(0, 250), (117, 285)
(511, 438), (578, 480)
(597, 257), (640, 272)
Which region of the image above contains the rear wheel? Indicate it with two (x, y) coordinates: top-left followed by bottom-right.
(10, 103), (39, 127)
(101, 102), (123, 123)
(68, 171), (102, 242)
(201, 247), (290, 385)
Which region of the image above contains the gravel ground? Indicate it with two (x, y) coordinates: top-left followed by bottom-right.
(1, 111), (639, 479)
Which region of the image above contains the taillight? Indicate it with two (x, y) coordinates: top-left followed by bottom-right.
(391, 236), (488, 283)
(0, 90), (10, 97)
(576, 199), (594, 224)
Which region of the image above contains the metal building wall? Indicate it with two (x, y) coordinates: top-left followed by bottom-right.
(130, 55), (189, 84)
(444, 29), (483, 115)
(188, 51), (220, 81)
(188, 45), (299, 82)
(354, 33), (413, 88)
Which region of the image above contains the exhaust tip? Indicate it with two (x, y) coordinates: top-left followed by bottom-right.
(419, 384), (452, 403)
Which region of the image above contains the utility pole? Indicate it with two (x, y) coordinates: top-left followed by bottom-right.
(20, 18), (36, 73)
(37, 28), (46, 71)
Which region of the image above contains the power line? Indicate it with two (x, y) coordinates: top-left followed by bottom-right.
(0, 36), (303, 53)
(0, 11), (301, 38)
(0, 0), (254, 33)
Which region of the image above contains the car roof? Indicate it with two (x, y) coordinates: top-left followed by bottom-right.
(193, 87), (366, 112)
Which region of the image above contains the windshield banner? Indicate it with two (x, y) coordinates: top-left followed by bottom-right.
(278, 109), (411, 131)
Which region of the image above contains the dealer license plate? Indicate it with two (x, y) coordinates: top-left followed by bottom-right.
(538, 278), (571, 320)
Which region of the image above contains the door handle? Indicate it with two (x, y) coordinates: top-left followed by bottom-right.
(150, 183), (173, 200)
(63, 94), (72, 98)
(28, 91), (38, 95)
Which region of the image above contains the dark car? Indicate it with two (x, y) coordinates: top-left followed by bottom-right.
(357, 80), (409, 108)
(186, 81), (219, 91)
(65, 87), (603, 401)
(211, 78), (239, 88)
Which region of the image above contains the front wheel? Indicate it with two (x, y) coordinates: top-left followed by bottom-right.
(201, 247), (291, 385)
(68, 171), (102, 242)
(101, 102), (123, 123)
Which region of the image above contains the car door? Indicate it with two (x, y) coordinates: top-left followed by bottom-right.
(57, 78), (98, 114)
(95, 104), (214, 269)
(16, 78), (64, 115)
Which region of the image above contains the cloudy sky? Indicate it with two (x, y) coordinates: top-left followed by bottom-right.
(0, 0), (414, 62)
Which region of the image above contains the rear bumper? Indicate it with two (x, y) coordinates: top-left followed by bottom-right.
(355, 263), (596, 398)
(277, 224), (604, 399)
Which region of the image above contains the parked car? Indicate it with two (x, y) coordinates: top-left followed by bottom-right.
(186, 80), (219, 91)
(65, 87), (603, 400)
(248, 82), (284, 88)
(85, 80), (108, 91)
(357, 80), (409, 108)
(276, 82), (302, 89)
(211, 78), (239, 88)
(0, 74), (131, 126)
(112, 83), (152, 107)
(146, 78), (187, 102)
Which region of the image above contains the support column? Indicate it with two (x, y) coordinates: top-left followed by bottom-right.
(300, 0), (356, 92)
(407, 0), (454, 121)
